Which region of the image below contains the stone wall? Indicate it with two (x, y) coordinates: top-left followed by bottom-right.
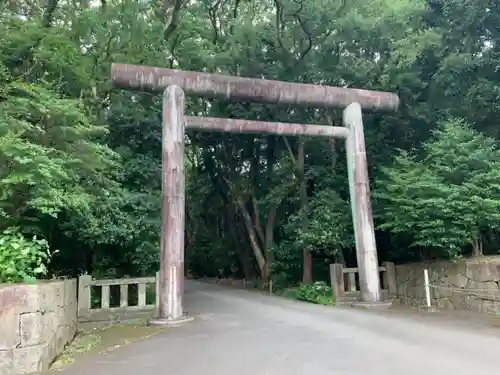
(0, 279), (77, 375)
(394, 256), (500, 314)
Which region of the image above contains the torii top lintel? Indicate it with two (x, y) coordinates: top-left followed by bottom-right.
(111, 63), (399, 112)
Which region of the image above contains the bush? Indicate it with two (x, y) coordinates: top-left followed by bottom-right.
(0, 227), (54, 283)
(295, 281), (335, 305)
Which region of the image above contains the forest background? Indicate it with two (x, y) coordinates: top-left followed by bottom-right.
(1, 0), (500, 288)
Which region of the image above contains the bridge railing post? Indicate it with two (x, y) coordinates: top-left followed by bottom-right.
(329, 263), (345, 299)
(382, 261), (397, 296)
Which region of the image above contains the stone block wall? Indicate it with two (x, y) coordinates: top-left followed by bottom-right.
(394, 256), (500, 314)
(0, 279), (77, 375)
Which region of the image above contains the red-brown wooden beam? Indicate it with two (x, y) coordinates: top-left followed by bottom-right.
(111, 63), (399, 111)
(185, 116), (350, 139)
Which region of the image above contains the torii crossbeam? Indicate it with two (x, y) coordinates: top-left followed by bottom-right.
(111, 63), (399, 326)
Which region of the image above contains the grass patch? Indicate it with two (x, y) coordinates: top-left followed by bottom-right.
(281, 288), (299, 299)
(489, 312), (500, 328)
(51, 332), (101, 369)
(280, 282), (335, 306)
(50, 319), (167, 371)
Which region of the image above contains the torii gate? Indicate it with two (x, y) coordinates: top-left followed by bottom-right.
(111, 63), (399, 326)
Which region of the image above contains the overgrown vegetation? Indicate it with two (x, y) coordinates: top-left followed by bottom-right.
(0, 227), (53, 283)
(294, 282), (335, 305)
(1, 0), (500, 287)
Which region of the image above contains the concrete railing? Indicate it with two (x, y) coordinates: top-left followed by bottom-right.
(77, 274), (159, 322)
(329, 262), (397, 299)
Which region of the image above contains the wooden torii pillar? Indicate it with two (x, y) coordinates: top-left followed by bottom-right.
(111, 63), (399, 325)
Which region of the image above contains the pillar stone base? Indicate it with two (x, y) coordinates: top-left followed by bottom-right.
(418, 305), (439, 313)
(149, 315), (194, 328)
(350, 300), (393, 310)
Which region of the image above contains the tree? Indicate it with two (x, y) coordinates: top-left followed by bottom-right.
(3, 0), (500, 286)
(376, 118), (500, 259)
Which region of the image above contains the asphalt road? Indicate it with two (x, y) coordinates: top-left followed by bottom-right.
(62, 280), (500, 375)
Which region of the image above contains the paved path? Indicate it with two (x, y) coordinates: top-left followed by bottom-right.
(62, 280), (500, 375)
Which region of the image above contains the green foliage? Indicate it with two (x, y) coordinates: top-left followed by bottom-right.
(286, 186), (353, 256)
(2, 0), (500, 283)
(271, 241), (302, 285)
(0, 227), (53, 283)
(375, 118), (500, 258)
(0, 79), (118, 221)
(294, 281), (335, 305)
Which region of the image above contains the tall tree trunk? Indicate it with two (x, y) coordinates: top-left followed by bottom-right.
(264, 205), (277, 268)
(227, 203), (254, 279)
(238, 198), (268, 280)
(297, 137), (312, 283)
(238, 244), (254, 280)
(251, 195), (277, 275)
(334, 250), (346, 266)
(472, 234), (484, 257)
(163, 0), (184, 41)
(42, 0), (59, 28)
